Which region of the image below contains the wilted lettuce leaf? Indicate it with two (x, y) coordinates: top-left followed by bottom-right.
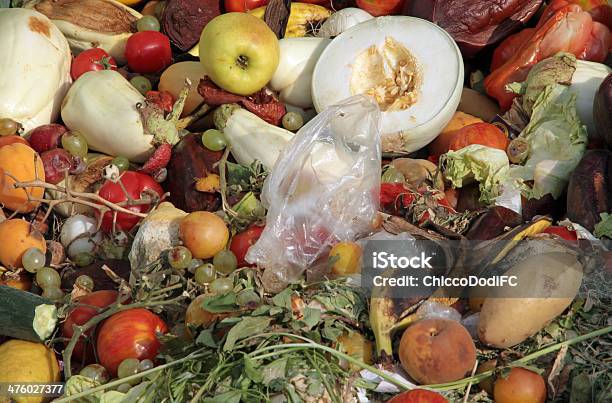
(443, 144), (510, 204)
(594, 213), (612, 239)
(63, 375), (126, 403)
(509, 84), (587, 200)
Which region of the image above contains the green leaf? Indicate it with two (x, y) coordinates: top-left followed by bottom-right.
(202, 390), (242, 403)
(196, 329), (217, 348)
(321, 320), (343, 341)
(302, 307), (321, 329)
(262, 358), (288, 386)
(223, 316), (272, 351)
(594, 213), (612, 239)
(100, 391), (127, 403)
(272, 288), (293, 310)
(251, 305), (271, 316)
(244, 356), (263, 383)
(569, 372), (591, 403)
(201, 292), (239, 313)
(226, 161), (252, 188)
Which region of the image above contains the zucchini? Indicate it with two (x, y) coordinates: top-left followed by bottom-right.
(0, 285), (57, 342)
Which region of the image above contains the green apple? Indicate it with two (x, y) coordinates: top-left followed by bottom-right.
(199, 13), (280, 96)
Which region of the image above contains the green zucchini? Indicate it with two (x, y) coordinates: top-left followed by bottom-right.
(0, 285), (57, 342)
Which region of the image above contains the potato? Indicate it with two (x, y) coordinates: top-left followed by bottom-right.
(478, 251), (583, 348)
(399, 318), (476, 384)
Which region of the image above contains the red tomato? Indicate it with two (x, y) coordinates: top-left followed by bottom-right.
(230, 225), (265, 267)
(387, 389), (449, 403)
(356, 0), (405, 16)
(97, 171), (164, 233)
(224, 0), (268, 12)
(125, 31), (172, 74)
(0, 135), (29, 148)
(543, 226), (578, 242)
(62, 290), (119, 361)
(96, 308), (167, 376)
(71, 48), (117, 81)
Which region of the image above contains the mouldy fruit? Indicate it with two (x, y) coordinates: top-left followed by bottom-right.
(567, 150), (611, 231)
(162, 0), (221, 51)
(398, 318), (476, 384)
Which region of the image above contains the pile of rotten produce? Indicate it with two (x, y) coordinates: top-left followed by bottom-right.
(0, 0), (611, 402)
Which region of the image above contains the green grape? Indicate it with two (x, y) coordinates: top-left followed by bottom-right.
(117, 358), (140, 385)
(209, 277), (233, 295)
(201, 129), (227, 151)
(116, 383), (131, 393)
(212, 250), (237, 275)
(111, 156), (130, 172)
(130, 76), (152, 95)
(168, 246), (192, 270)
(42, 286), (64, 301)
(282, 112), (304, 131)
(137, 15), (160, 32)
(75, 274), (94, 290)
(138, 359), (154, 372)
(74, 252), (94, 267)
(61, 131), (88, 157)
(36, 267), (61, 289)
(194, 263), (216, 285)
(236, 289), (260, 307)
(22, 247), (45, 273)
(80, 364), (109, 384)
(0, 118), (21, 136)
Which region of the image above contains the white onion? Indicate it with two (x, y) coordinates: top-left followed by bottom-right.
(316, 8), (373, 39)
(60, 214), (102, 258)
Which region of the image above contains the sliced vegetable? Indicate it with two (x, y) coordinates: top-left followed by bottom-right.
(0, 285), (57, 342)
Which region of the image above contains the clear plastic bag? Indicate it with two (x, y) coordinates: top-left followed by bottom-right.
(246, 96), (382, 278)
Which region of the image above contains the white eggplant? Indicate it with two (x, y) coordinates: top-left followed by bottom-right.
(0, 8), (71, 132)
(61, 70), (153, 163)
(312, 16), (464, 154)
(316, 8), (373, 38)
(269, 38), (331, 109)
(571, 60), (611, 136)
(222, 108), (295, 170)
(25, 0), (142, 65)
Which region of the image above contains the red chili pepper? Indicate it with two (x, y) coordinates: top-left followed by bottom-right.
(97, 171), (165, 233)
(145, 91), (175, 113)
(490, 28), (535, 72)
(140, 143), (172, 174)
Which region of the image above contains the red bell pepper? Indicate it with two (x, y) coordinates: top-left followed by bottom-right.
(97, 171), (164, 233)
(540, 0), (612, 30)
(485, 5), (594, 110)
(491, 28), (535, 72)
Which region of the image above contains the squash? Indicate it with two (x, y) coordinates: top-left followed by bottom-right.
(0, 143), (45, 213)
(0, 219), (47, 269)
(428, 111), (482, 157)
(0, 8), (71, 132)
(0, 285), (57, 342)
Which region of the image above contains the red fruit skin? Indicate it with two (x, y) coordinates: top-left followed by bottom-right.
(145, 91), (175, 113)
(41, 148), (73, 184)
(96, 308), (168, 376)
(387, 389), (449, 403)
(27, 124), (67, 154)
(139, 143), (172, 174)
(62, 290), (119, 361)
(0, 135), (29, 148)
(71, 48), (117, 81)
(357, 0), (405, 16)
(224, 0), (269, 12)
(125, 31), (172, 74)
(97, 171), (164, 233)
(230, 225), (265, 267)
(543, 226), (578, 242)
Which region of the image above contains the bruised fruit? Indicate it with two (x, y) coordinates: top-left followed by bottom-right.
(567, 150), (611, 231)
(40, 149), (73, 185)
(336, 331), (373, 366)
(0, 143), (45, 213)
(28, 124), (67, 154)
(398, 318), (476, 384)
(329, 242), (362, 276)
(493, 367), (546, 403)
(0, 219), (47, 268)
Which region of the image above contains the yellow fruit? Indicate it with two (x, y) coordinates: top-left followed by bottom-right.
(115, 0), (141, 5)
(179, 212), (229, 259)
(329, 242), (362, 276)
(0, 340), (60, 403)
(0, 219), (47, 269)
(337, 332), (373, 369)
